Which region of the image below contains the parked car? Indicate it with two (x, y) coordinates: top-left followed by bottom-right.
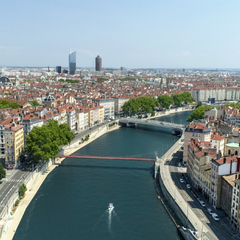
(207, 208), (213, 215)
(186, 184), (191, 189)
(199, 201), (206, 207)
(180, 178), (185, 183)
(212, 213), (219, 221)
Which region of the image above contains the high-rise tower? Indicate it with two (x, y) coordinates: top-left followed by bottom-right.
(95, 55), (102, 71)
(69, 52), (76, 75)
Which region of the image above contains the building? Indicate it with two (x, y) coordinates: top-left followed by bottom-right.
(95, 55), (102, 71)
(69, 52), (76, 75)
(183, 123), (211, 163)
(114, 97), (129, 115)
(22, 113), (43, 144)
(221, 174), (234, 220)
(66, 107), (76, 131)
(211, 156), (238, 208)
(187, 139), (216, 190)
(56, 66), (61, 74)
(231, 174), (240, 231)
(0, 122), (24, 169)
(94, 98), (115, 119)
(42, 93), (57, 108)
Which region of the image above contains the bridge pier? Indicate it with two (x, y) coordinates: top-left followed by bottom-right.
(154, 152), (160, 179)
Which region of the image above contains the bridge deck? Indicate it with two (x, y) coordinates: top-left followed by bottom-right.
(119, 118), (185, 129)
(57, 155), (155, 161)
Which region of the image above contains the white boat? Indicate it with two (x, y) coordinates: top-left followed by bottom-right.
(108, 203), (114, 211)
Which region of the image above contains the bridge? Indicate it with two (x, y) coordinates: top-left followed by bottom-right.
(119, 118), (185, 135)
(57, 155), (155, 161)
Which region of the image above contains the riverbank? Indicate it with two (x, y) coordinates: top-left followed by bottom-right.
(4, 107), (191, 240)
(148, 107), (192, 120)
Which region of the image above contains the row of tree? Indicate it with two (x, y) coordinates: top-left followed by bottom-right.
(121, 92), (193, 115)
(121, 96), (157, 115)
(24, 120), (75, 165)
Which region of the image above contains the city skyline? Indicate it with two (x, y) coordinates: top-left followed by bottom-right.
(1, 0), (240, 68)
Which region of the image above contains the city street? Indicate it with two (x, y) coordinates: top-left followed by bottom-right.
(0, 170), (30, 218)
(169, 149), (240, 240)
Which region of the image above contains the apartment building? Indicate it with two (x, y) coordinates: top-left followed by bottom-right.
(211, 156), (238, 208)
(66, 107), (76, 131)
(0, 122), (24, 169)
(221, 175), (234, 220)
(22, 113), (43, 143)
(183, 124), (211, 163)
(232, 175), (240, 231)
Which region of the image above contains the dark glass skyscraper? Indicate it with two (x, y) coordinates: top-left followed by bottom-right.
(69, 52), (76, 75)
(95, 55), (102, 71)
(56, 66), (61, 74)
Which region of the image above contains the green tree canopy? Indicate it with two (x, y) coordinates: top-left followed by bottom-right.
(29, 100), (40, 107)
(26, 120), (75, 164)
(172, 93), (183, 107)
(0, 100), (21, 109)
(0, 163), (6, 180)
(19, 183), (27, 198)
(187, 106), (206, 122)
(121, 97), (157, 115)
(157, 95), (173, 109)
(196, 101), (202, 108)
(180, 92), (194, 104)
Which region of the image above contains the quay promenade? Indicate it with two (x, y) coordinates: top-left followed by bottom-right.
(157, 136), (218, 240)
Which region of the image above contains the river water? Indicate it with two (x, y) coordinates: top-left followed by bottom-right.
(13, 111), (191, 240)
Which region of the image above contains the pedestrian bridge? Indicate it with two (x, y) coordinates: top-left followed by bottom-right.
(57, 155), (155, 161)
(119, 118), (185, 135)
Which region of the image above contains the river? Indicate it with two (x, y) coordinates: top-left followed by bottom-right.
(13, 110), (192, 240)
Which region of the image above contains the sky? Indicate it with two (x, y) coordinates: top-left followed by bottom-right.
(1, 0), (240, 69)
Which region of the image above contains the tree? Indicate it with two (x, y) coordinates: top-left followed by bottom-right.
(29, 100), (40, 106)
(187, 106), (206, 122)
(157, 95), (173, 109)
(0, 100), (21, 109)
(26, 120), (75, 164)
(172, 94), (183, 107)
(122, 97), (157, 115)
(19, 183), (27, 198)
(180, 92), (194, 104)
(196, 101), (202, 108)
(122, 98), (139, 115)
(0, 163), (6, 180)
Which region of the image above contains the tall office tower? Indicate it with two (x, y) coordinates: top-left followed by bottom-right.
(69, 51), (76, 75)
(95, 55), (102, 71)
(56, 66), (61, 74)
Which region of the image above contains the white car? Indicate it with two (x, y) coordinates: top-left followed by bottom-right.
(186, 184), (191, 189)
(207, 208), (213, 215)
(180, 178), (185, 183)
(199, 201), (206, 207)
(212, 213), (219, 221)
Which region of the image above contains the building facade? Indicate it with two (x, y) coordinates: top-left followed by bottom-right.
(95, 55), (102, 71)
(69, 52), (76, 75)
